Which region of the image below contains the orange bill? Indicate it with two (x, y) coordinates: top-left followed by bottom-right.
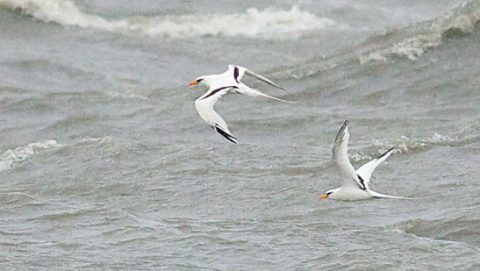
(188, 80), (199, 86)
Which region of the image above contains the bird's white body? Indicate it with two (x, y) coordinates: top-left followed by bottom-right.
(191, 65), (291, 144)
(322, 120), (408, 201)
(326, 187), (372, 201)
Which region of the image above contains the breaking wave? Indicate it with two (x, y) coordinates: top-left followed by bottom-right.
(0, 140), (61, 172)
(360, 0), (480, 63)
(0, 0), (336, 39)
(402, 217), (480, 246)
(350, 126), (480, 163)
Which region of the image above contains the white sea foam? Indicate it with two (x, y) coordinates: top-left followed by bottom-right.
(77, 136), (114, 146)
(106, 91), (149, 101)
(0, 0), (336, 39)
(360, 0), (480, 63)
(350, 128), (479, 163)
(0, 140), (61, 172)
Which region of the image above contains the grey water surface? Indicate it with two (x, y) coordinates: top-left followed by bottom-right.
(1, 0), (480, 270)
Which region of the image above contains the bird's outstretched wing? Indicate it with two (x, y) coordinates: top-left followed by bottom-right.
(228, 64), (286, 91)
(355, 147), (395, 185)
(238, 86), (294, 103)
(195, 86), (238, 144)
(332, 120), (365, 190)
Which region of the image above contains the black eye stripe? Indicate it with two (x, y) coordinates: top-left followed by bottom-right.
(197, 78), (203, 82)
(326, 192), (332, 196)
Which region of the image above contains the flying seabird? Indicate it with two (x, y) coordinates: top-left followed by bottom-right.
(319, 120), (408, 201)
(188, 65), (292, 144)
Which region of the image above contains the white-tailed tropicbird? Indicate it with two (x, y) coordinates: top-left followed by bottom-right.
(319, 120), (408, 201)
(188, 65), (292, 144)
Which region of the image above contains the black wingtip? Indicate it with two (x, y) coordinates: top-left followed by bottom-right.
(335, 120), (349, 142)
(377, 147), (395, 159)
(215, 126), (238, 144)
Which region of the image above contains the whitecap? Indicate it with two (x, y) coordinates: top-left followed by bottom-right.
(0, 140), (61, 172)
(360, 0), (480, 63)
(0, 0), (336, 39)
(77, 136), (115, 145)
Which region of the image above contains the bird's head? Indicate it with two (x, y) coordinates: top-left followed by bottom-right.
(319, 189), (335, 200)
(188, 76), (209, 88)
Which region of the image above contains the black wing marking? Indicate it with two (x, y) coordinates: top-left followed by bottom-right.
(377, 147), (395, 159)
(200, 86), (239, 101)
(233, 66), (240, 83)
(356, 174), (367, 190)
(335, 120), (349, 143)
(214, 125), (238, 144)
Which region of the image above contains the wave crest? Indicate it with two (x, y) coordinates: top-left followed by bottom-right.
(403, 217), (480, 246)
(360, 0), (480, 63)
(350, 126), (480, 163)
(0, 0), (335, 39)
(0, 140), (61, 172)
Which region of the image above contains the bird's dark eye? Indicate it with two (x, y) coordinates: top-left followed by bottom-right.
(326, 192), (332, 196)
(197, 78), (203, 82)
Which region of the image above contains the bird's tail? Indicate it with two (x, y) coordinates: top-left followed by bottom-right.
(239, 86), (294, 103)
(369, 191), (414, 199)
(257, 92), (295, 104)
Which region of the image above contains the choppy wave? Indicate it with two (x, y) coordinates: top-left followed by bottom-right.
(402, 217), (480, 246)
(360, 0), (480, 63)
(0, 0), (335, 39)
(77, 136), (115, 146)
(394, 132), (478, 153)
(350, 127), (480, 163)
(0, 140), (61, 172)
